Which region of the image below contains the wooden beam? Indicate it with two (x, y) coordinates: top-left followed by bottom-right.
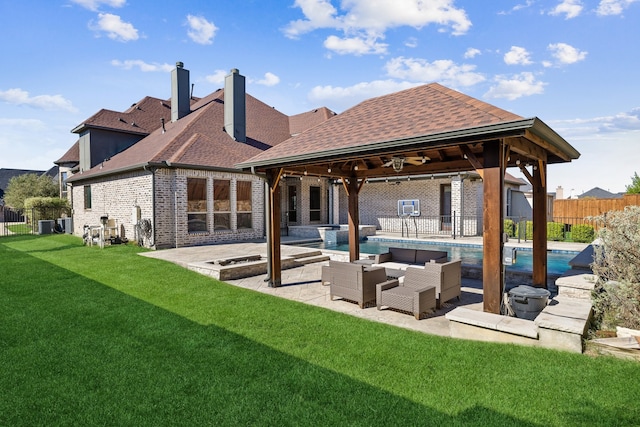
(347, 176), (360, 262)
(482, 140), (504, 314)
(532, 161), (548, 288)
(518, 164), (534, 186)
(459, 145), (484, 179)
(504, 136), (547, 163)
(266, 168), (282, 287)
(523, 129), (570, 162)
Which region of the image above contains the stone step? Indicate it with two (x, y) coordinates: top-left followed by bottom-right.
(289, 250), (324, 259)
(293, 254), (331, 266)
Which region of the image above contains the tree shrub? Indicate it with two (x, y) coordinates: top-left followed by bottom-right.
(515, 220), (533, 240)
(570, 224), (595, 243)
(591, 206), (640, 330)
(504, 219), (515, 237)
(24, 197), (70, 222)
(547, 222), (564, 241)
(3, 173), (57, 209)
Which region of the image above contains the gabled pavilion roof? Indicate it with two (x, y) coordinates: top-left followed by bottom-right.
(238, 83), (579, 178)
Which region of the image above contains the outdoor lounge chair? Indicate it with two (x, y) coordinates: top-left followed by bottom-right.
(376, 267), (437, 320)
(422, 259), (462, 308)
(328, 260), (387, 308)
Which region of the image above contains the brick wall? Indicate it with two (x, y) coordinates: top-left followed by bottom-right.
(71, 167), (266, 249)
(71, 170), (154, 240)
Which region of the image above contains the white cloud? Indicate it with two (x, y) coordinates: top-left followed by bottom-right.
(464, 47), (481, 59)
(546, 110), (640, 193)
(499, 0), (535, 14)
(205, 70), (227, 85)
(547, 42), (587, 65)
(404, 37), (418, 48)
(111, 59), (173, 72)
(597, 0), (639, 16)
(186, 15), (217, 45)
(504, 46), (533, 65)
(0, 118), (47, 130)
(70, 0), (126, 11)
(254, 72), (281, 87)
(284, 0), (471, 55)
(484, 72), (546, 100)
(385, 56), (485, 87)
(552, 107), (640, 133)
(308, 79), (419, 111)
(323, 34), (388, 55)
(549, 0), (584, 19)
(91, 13), (139, 42)
(0, 88), (77, 112)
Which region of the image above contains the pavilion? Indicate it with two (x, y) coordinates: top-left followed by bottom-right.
(237, 83), (580, 314)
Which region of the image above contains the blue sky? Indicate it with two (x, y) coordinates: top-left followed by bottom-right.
(1, 0), (638, 195)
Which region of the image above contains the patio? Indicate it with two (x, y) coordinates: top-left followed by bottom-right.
(141, 236), (592, 348)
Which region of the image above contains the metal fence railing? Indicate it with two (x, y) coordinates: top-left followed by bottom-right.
(1, 207), (72, 237)
(373, 213), (482, 238)
(373, 214), (598, 242)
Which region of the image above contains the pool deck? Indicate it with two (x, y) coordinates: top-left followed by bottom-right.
(141, 234), (589, 340)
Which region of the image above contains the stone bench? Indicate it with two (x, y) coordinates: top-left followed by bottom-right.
(555, 270), (596, 300)
(446, 295), (593, 353)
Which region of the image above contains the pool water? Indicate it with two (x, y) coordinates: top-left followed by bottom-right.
(297, 239), (578, 276)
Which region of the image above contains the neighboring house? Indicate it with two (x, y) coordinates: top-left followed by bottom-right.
(578, 187), (623, 199)
(66, 63), (335, 248)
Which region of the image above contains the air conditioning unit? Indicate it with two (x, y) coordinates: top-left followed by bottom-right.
(38, 220), (55, 235)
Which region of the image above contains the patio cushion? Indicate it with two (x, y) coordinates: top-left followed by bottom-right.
(389, 247), (416, 263)
(415, 250), (448, 264)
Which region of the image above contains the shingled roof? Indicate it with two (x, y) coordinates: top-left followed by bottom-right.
(68, 90), (333, 182)
(238, 83), (581, 182)
(70, 95), (200, 136)
(240, 83), (523, 166)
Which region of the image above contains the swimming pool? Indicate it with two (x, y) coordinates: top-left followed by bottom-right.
(296, 239), (578, 276)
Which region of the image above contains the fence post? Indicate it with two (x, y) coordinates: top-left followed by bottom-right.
(452, 211), (456, 239)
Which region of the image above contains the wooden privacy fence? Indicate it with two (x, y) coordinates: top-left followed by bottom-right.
(553, 194), (640, 223)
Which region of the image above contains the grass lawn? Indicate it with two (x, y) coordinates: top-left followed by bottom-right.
(1, 234), (639, 426)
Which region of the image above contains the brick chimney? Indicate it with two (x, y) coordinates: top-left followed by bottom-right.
(224, 68), (246, 142)
(171, 61), (190, 122)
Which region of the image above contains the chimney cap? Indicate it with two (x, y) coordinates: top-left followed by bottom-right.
(230, 68), (239, 74)
(176, 61), (184, 68)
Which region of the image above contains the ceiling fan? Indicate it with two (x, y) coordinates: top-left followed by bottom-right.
(382, 155), (430, 172)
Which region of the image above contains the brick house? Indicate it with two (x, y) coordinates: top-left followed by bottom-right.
(66, 63), (334, 248)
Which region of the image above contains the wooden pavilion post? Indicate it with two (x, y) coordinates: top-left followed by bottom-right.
(532, 160), (548, 288)
(266, 168), (283, 287)
(482, 140), (505, 314)
(343, 176), (363, 262)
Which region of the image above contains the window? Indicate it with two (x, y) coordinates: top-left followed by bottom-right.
(187, 178), (207, 232)
(309, 186), (321, 222)
(213, 179), (231, 230)
(236, 181), (252, 229)
(61, 172), (68, 199)
(288, 185), (297, 223)
(83, 185), (92, 209)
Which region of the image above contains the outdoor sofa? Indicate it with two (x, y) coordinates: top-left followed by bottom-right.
(326, 260), (387, 308)
(372, 247), (448, 275)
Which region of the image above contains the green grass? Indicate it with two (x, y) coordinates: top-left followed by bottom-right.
(6, 223), (32, 234)
(1, 234), (639, 426)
